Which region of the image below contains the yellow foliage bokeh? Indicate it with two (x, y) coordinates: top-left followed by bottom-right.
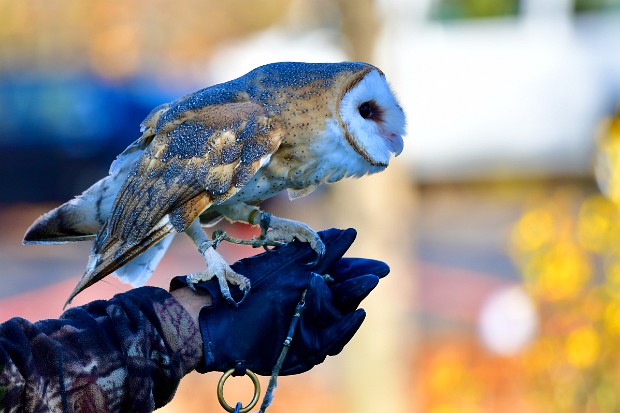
(565, 326), (600, 369)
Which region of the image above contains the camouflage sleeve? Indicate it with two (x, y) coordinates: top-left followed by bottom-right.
(0, 286), (203, 413)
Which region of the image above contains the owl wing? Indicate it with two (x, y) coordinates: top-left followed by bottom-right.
(70, 101), (283, 301)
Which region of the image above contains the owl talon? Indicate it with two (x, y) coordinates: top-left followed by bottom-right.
(239, 287), (250, 305)
(254, 213), (325, 262)
(186, 277), (199, 293)
(186, 269), (251, 307)
(214, 269), (250, 307)
(219, 285), (237, 307)
(307, 239), (325, 266)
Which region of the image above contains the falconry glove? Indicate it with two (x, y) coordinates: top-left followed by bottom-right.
(170, 228), (389, 375)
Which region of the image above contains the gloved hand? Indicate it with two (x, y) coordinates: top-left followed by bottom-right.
(170, 228), (389, 376)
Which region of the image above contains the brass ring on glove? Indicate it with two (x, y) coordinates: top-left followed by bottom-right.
(217, 368), (261, 413)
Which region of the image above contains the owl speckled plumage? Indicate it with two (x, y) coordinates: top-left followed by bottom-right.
(24, 62), (406, 307)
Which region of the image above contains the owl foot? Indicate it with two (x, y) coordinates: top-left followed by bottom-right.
(185, 219), (250, 306)
(186, 270), (250, 306)
(186, 241), (250, 306)
(255, 212), (325, 265)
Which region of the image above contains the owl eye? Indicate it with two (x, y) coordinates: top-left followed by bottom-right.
(358, 100), (382, 121)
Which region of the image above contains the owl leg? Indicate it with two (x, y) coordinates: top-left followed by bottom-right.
(218, 204), (325, 262)
(184, 219), (250, 306)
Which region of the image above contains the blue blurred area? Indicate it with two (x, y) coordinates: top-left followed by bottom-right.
(0, 72), (175, 203)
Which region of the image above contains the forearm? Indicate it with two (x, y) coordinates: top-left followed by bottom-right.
(0, 287), (203, 413)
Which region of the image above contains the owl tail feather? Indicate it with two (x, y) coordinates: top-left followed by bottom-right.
(23, 173), (125, 244)
(23, 201), (98, 244)
(24, 140), (143, 245)
(64, 218), (175, 308)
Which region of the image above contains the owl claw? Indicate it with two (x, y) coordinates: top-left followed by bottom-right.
(186, 270), (250, 307)
(255, 213), (325, 265)
(308, 239), (326, 266)
(187, 278), (199, 293)
(214, 268), (250, 306)
(187, 245), (251, 307)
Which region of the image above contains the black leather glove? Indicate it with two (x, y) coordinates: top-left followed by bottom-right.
(170, 228), (389, 376)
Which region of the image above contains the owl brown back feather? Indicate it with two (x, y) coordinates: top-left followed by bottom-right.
(106, 102), (282, 242)
(71, 101), (283, 303)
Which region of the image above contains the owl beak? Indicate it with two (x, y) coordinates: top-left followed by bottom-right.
(386, 133), (404, 157)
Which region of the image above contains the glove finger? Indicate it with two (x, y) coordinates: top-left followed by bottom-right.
(324, 309), (366, 357)
(312, 228), (357, 273)
(329, 258), (390, 283)
(170, 275), (190, 292)
(303, 273), (342, 324)
(330, 274), (380, 313)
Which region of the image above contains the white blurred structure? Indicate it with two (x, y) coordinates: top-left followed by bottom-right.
(207, 29), (346, 83)
(378, 0), (620, 181)
(205, 0), (347, 83)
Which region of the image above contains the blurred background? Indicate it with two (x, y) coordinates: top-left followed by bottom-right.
(2, 0), (620, 411)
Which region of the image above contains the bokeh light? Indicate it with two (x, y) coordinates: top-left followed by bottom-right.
(478, 286), (538, 356)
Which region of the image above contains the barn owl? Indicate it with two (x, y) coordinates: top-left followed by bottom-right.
(24, 62), (406, 307)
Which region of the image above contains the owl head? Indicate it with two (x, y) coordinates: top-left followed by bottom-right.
(337, 64), (406, 168)
(234, 62), (406, 169)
